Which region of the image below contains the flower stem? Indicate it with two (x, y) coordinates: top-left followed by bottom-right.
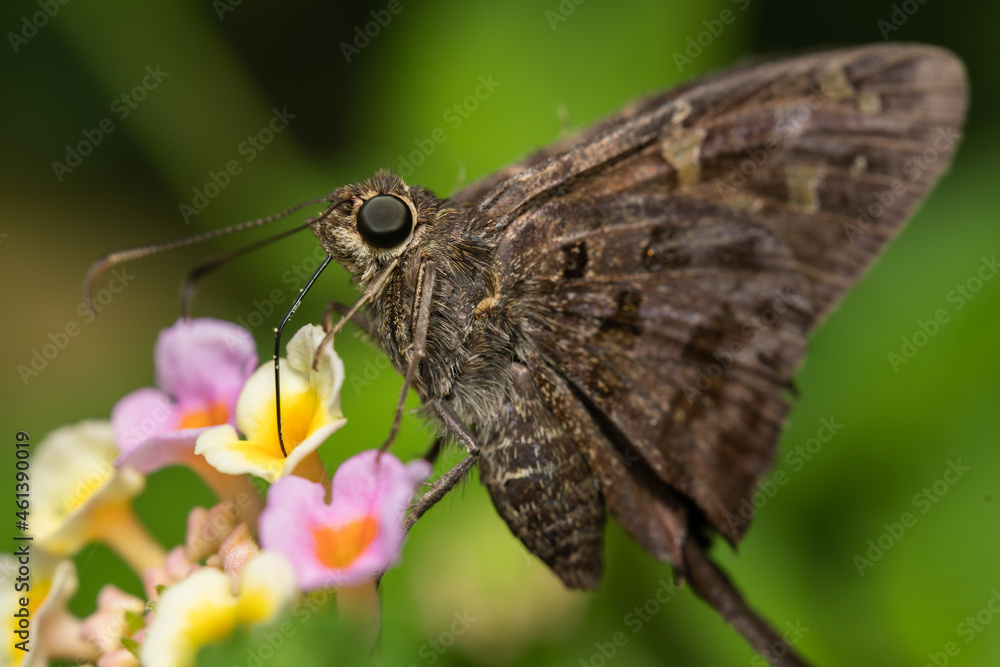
(338, 580), (381, 646)
(47, 609), (101, 663)
(95, 503), (167, 573)
(187, 454), (265, 532)
(290, 452), (331, 487)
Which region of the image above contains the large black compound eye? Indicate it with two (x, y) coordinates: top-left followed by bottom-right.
(356, 194), (413, 249)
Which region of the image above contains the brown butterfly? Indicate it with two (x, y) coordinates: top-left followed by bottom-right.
(88, 43), (968, 666)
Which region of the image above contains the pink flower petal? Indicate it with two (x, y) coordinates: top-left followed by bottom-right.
(259, 451), (431, 589)
(154, 318), (257, 420)
(111, 318), (259, 473)
(98, 648), (141, 667)
(331, 450), (432, 517)
(115, 430), (200, 474)
(81, 585), (145, 653)
(112, 388), (180, 456)
(259, 477), (332, 588)
(143, 546), (199, 602)
(111, 389), (209, 473)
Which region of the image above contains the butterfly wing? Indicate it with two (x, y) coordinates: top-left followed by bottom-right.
(465, 44), (967, 549)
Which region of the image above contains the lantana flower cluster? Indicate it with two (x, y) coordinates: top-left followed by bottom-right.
(7, 318), (431, 667)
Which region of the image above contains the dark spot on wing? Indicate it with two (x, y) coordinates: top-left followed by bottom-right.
(594, 288), (643, 348)
(642, 225), (690, 272)
(645, 247), (691, 271)
(679, 303), (740, 369)
(680, 322), (727, 367)
(715, 235), (762, 272)
(587, 361), (619, 399)
(562, 241), (588, 279)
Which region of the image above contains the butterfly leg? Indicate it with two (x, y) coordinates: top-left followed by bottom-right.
(311, 255), (400, 370)
(379, 261), (437, 453)
(322, 299), (375, 338)
(682, 538), (813, 667)
(404, 400), (479, 532)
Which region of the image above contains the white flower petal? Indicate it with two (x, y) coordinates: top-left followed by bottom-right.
(286, 324), (345, 419)
(195, 424), (281, 479)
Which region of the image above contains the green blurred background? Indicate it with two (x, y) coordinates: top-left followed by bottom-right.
(2, 0), (998, 664)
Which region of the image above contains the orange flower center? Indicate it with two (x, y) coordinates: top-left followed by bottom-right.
(178, 401), (229, 430)
(312, 517), (379, 569)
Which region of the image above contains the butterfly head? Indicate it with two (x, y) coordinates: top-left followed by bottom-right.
(312, 170), (438, 280)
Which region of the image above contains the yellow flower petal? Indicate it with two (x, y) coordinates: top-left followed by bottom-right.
(1, 552), (97, 666)
(196, 325), (346, 483)
(30, 421), (145, 556)
(235, 551), (298, 625)
(140, 552), (296, 667)
(139, 568), (237, 667)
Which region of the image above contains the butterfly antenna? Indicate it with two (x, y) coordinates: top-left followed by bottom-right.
(273, 254), (333, 457)
(179, 219), (318, 318)
(82, 195), (335, 316)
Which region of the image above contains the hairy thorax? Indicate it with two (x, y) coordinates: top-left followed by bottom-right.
(372, 230), (518, 434)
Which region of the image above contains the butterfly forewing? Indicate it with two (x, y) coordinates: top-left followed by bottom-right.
(465, 44), (967, 553)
